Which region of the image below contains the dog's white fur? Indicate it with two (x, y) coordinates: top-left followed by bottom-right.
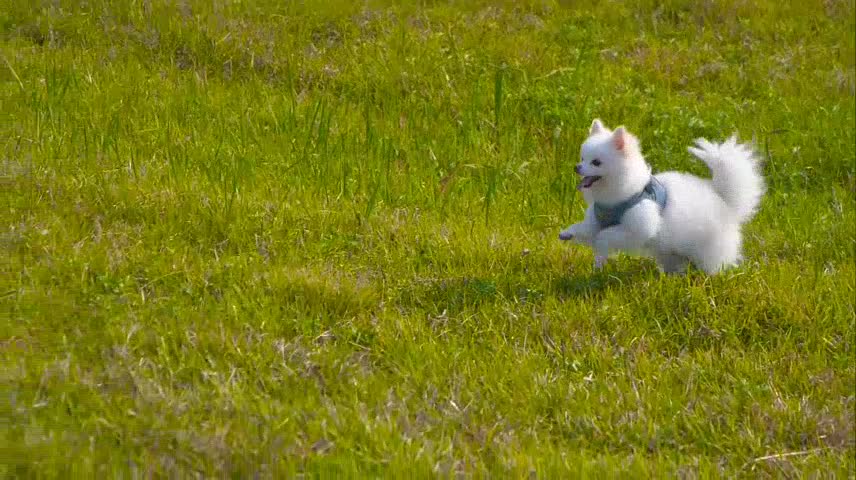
(559, 119), (765, 274)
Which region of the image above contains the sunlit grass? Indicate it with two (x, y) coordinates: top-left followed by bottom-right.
(2, 0), (854, 476)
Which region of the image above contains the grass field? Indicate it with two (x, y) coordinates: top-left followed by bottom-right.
(2, 0), (855, 476)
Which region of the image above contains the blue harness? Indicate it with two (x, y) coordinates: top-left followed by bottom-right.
(594, 177), (668, 229)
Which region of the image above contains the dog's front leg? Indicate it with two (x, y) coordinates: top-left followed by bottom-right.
(558, 222), (598, 245)
(559, 205), (599, 246)
(592, 226), (631, 269)
(592, 201), (661, 270)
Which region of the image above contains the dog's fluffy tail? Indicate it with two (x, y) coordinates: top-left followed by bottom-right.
(688, 135), (765, 223)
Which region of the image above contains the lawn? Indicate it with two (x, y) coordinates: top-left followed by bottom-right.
(2, 0), (854, 476)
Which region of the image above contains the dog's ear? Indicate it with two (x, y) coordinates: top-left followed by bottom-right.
(613, 126), (631, 151)
(589, 119), (606, 135)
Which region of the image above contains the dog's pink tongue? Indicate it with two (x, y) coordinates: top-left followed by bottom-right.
(578, 176), (597, 190)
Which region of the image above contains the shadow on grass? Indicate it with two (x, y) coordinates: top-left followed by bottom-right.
(548, 255), (673, 299)
(396, 262), (660, 314)
(397, 277), (502, 314)
(548, 269), (644, 300)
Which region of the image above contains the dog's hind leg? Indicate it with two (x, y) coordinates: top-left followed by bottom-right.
(692, 228), (742, 274)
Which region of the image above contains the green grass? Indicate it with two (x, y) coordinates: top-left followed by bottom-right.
(2, 0), (854, 476)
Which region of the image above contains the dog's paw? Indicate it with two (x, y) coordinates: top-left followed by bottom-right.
(559, 224), (585, 241)
(594, 255), (608, 270)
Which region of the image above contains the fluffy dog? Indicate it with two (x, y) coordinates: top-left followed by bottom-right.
(559, 119), (765, 274)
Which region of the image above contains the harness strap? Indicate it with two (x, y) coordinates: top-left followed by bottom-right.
(594, 177), (668, 229)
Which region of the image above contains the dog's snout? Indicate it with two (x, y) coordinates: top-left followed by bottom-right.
(574, 164), (582, 174)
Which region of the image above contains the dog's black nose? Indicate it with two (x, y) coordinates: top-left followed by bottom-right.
(574, 165), (582, 174)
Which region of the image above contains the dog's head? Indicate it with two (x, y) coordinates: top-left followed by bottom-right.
(575, 119), (644, 195)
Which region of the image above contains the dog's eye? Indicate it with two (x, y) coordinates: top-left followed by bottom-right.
(591, 159), (602, 166)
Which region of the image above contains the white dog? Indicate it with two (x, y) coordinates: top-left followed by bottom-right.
(559, 119), (765, 274)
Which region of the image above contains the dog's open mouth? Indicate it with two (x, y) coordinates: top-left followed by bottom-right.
(578, 175), (602, 190)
